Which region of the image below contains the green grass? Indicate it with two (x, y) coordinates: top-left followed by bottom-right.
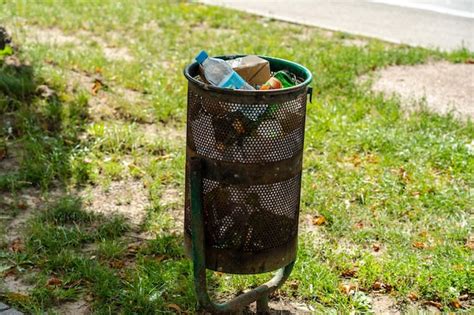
(1, 0), (473, 313)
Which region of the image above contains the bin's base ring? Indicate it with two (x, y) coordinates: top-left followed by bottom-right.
(189, 157), (296, 313)
(184, 233), (297, 274)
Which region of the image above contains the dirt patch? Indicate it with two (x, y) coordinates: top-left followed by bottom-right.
(54, 299), (91, 315)
(160, 187), (181, 206)
(371, 294), (400, 314)
(2, 188), (48, 243)
(102, 46), (133, 62)
(19, 26), (133, 62)
(246, 299), (314, 314)
(138, 123), (185, 143)
(0, 275), (33, 294)
(369, 61), (474, 119)
(0, 143), (20, 176)
(342, 38), (368, 48)
(23, 26), (80, 45)
(80, 180), (149, 226)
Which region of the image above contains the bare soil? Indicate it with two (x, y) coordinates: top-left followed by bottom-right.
(369, 61), (474, 120)
(80, 180), (150, 226)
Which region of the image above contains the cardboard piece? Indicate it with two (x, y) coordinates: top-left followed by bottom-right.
(228, 55), (271, 86)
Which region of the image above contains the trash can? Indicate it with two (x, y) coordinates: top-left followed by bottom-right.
(183, 55), (312, 312)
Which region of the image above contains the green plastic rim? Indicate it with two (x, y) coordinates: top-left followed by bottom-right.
(183, 54), (312, 96)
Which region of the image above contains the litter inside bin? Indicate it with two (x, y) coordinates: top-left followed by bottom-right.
(193, 51), (301, 91)
(226, 55), (271, 86)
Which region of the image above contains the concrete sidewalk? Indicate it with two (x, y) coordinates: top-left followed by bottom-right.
(200, 0), (474, 51)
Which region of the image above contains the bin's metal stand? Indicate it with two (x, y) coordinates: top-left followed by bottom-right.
(190, 158), (295, 314)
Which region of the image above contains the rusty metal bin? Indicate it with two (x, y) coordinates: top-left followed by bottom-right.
(183, 55), (312, 312)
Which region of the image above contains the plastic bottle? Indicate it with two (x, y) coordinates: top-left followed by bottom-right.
(195, 50), (255, 90)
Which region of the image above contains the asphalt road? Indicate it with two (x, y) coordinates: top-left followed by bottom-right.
(200, 0), (474, 51)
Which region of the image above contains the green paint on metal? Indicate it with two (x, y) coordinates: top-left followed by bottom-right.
(190, 157), (295, 313)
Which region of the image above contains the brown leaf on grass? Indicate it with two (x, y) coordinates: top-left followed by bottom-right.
(127, 243), (141, 255)
(465, 58), (474, 64)
(366, 153), (379, 164)
(465, 235), (474, 250)
(109, 260), (125, 269)
(354, 221), (364, 229)
(0, 145), (7, 160)
(155, 255), (167, 262)
(17, 200), (28, 210)
(418, 230), (428, 237)
(287, 280), (299, 290)
(339, 283), (357, 295)
(9, 238), (24, 253)
(46, 277), (62, 287)
(91, 79), (103, 95)
(412, 241), (427, 249)
(63, 279), (83, 289)
(407, 292), (418, 301)
(372, 243), (381, 252)
(450, 299), (461, 309)
(398, 167), (410, 183)
(425, 301), (442, 309)
(372, 280), (392, 292)
(312, 215), (326, 226)
(167, 303), (182, 314)
(459, 294), (469, 301)
(341, 268), (357, 278)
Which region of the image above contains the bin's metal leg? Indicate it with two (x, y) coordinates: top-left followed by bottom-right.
(190, 157), (295, 313)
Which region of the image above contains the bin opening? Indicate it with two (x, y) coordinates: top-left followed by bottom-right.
(184, 55), (312, 94)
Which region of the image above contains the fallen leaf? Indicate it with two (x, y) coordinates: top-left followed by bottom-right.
(354, 221), (364, 229)
(17, 201), (28, 210)
(288, 280), (299, 290)
(372, 243), (381, 252)
(9, 238), (24, 253)
(372, 280), (392, 292)
(155, 255), (166, 262)
(167, 303), (182, 313)
(398, 166), (411, 183)
(465, 235), (474, 250)
(418, 231), (428, 237)
(110, 260), (125, 269)
(46, 277), (62, 287)
(312, 215), (326, 226)
(366, 153), (379, 164)
(349, 154), (362, 167)
(339, 283), (356, 295)
(413, 241), (427, 249)
(341, 268), (357, 278)
(63, 279), (83, 289)
(426, 301), (442, 309)
(450, 299), (461, 309)
(372, 281), (384, 290)
(91, 79), (103, 95)
(0, 145), (7, 160)
(407, 292), (418, 301)
(465, 58), (474, 64)
(95, 66), (102, 73)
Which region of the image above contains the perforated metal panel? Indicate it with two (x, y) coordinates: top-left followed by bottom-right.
(184, 56), (310, 273)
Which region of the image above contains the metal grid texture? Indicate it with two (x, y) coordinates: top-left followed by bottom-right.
(185, 80), (307, 254)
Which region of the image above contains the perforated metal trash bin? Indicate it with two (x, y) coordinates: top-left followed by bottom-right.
(183, 55), (312, 275)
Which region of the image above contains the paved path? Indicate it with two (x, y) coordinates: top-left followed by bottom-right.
(200, 0), (474, 51)
(0, 302), (22, 315)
